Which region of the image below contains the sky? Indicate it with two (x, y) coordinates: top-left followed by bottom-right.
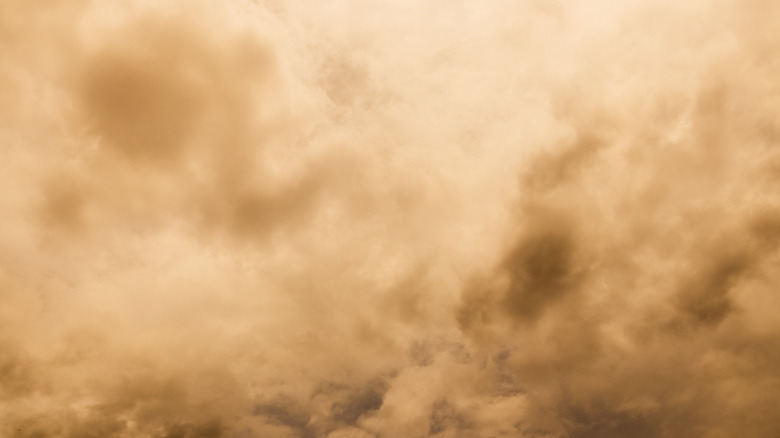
(1, 0), (780, 437)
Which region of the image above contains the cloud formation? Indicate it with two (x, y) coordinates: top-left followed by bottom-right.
(2, 0), (780, 436)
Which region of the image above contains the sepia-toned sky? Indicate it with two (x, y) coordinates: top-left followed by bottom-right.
(2, 0), (780, 436)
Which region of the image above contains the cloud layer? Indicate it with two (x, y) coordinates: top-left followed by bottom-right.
(2, 0), (780, 436)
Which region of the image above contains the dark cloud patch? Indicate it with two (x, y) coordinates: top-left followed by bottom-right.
(409, 340), (436, 367)
(501, 221), (579, 322)
(253, 396), (313, 436)
(41, 4), (332, 245)
(79, 48), (202, 166)
(490, 350), (525, 397)
(330, 380), (388, 425)
(674, 213), (780, 329)
(457, 210), (584, 337)
(455, 277), (498, 339)
(427, 399), (472, 436)
(73, 10), (231, 168)
(73, 6), (281, 168)
(674, 251), (751, 327)
(560, 400), (663, 438)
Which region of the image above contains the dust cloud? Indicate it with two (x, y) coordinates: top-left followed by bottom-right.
(2, 0), (780, 436)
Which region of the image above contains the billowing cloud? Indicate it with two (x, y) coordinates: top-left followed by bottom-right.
(2, 0), (780, 436)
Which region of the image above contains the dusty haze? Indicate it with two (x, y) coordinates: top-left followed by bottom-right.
(2, 0), (780, 437)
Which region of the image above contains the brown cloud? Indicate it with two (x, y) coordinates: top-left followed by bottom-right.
(3, 0), (780, 437)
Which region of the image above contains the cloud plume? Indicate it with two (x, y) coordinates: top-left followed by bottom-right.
(2, 0), (780, 436)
